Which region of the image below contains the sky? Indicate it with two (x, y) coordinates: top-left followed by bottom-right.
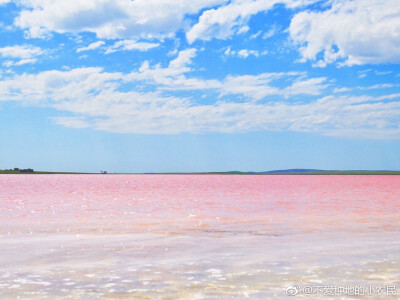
(0, 0), (400, 173)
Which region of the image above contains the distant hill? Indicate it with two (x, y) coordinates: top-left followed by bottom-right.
(189, 169), (400, 175)
(262, 169), (323, 174)
(258, 169), (400, 175)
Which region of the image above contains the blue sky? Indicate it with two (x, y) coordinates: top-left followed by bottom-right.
(0, 0), (400, 172)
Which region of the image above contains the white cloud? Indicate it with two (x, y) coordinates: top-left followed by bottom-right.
(220, 73), (328, 100)
(105, 40), (159, 54)
(283, 77), (329, 97)
(15, 58), (38, 65)
(3, 58), (37, 67)
(0, 0), (10, 5)
(334, 84), (399, 93)
(76, 41), (105, 53)
(238, 49), (256, 58)
(0, 44), (43, 67)
(0, 67), (123, 104)
(0, 66), (399, 138)
(186, 0), (318, 43)
(2, 61), (13, 67)
(219, 74), (281, 100)
(224, 47), (262, 58)
(290, 0), (400, 66)
(187, 0), (276, 43)
(333, 87), (352, 93)
(250, 30), (262, 39)
(0, 45), (43, 59)
(237, 25), (250, 34)
(126, 49), (326, 100)
(53, 116), (90, 129)
(375, 71), (392, 76)
(127, 49), (212, 88)
(357, 69), (372, 79)
(168, 48), (197, 71)
(14, 0), (228, 39)
(262, 25), (279, 39)
(359, 83), (398, 90)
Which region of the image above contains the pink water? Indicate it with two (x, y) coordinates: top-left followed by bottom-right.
(1, 175), (399, 298)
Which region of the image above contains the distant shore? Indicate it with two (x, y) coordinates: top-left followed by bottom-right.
(1, 169), (400, 175)
(0, 170), (94, 174)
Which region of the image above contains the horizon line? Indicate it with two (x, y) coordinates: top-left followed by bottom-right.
(2, 168), (400, 175)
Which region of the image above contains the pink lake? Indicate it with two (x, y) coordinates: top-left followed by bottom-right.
(1, 175), (399, 299)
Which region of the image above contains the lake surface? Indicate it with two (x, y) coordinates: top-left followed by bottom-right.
(0, 175), (399, 299)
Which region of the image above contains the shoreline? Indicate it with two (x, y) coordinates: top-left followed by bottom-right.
(1, 170), (400, 175)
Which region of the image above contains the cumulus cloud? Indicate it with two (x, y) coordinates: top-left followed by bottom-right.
(14, 0), (228, 39)
(105, 40), (159, 54)
(186, 0), (318, 43)
(126, 48), (216, 88)
(11, 0), (322, 44)
(0, 0), (10, 5)
(290, 0), (400, 66)
(187, 0), (276, 43)
(0, 52), (398, 138)
(76, 41), (105, 53)
(0, 67), (123, 104)
(124, 49), (328, 100)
